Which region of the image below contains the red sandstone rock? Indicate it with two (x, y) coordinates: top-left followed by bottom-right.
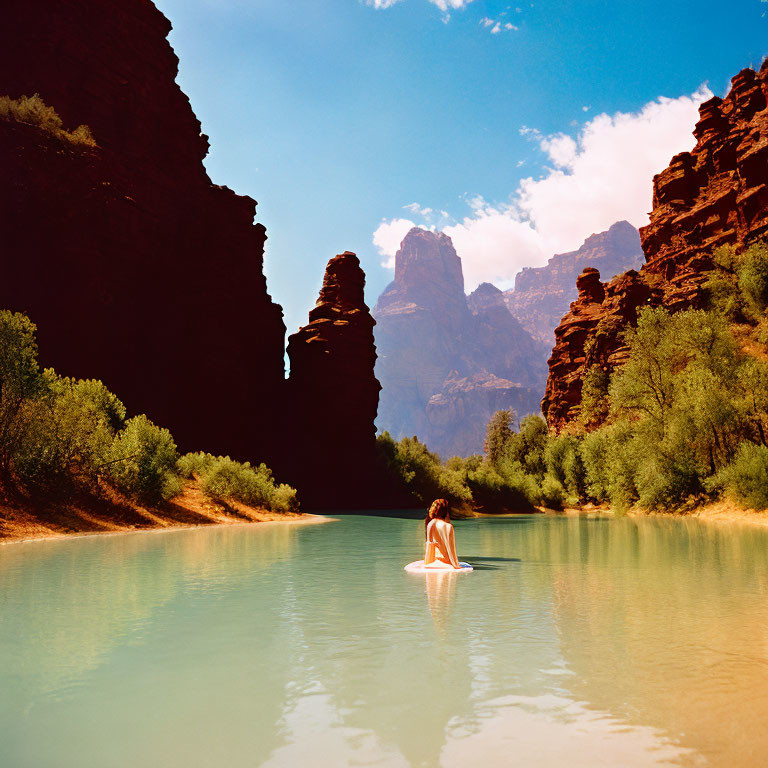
(287, 253), (393, 507)
(543, 62), (768, 431)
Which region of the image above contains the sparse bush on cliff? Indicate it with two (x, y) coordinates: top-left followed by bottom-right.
(0, 94), (96, 148)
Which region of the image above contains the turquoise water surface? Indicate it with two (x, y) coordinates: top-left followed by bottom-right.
(2, 514), (768, 767)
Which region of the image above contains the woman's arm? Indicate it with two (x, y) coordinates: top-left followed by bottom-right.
(447, 524), (461, 569)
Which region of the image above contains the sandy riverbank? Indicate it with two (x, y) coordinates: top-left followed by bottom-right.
(472, 501), (768, 529)
(0, 481), (335, 546)
(560, 501), (768, 529)
(636, 501), (768, 528)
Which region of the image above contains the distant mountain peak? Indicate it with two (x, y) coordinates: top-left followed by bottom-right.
(504, 221), (644, 344)
(373, 229), (546, 457)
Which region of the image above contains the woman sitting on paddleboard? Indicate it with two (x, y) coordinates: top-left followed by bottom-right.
(424, 498), (464, 570)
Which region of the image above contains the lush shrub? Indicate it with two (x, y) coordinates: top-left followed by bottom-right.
(705, 245), (745, 321)
(0, 94), (96, 148)
(579, 428), (611, 503)
(0, 308), (297, 513)
(14, 376), (125, 498)
(377, 432), (472, 505)
(500, 414), (548, 478)
(466, 461), (538, 510)
(0, 311), (46, 484)
(579, 365), (610, 427)
(540, 474), (566, 509)
(197, 455), (298, 513)
(176, 451), (215, 479)
(107, 415), (180, 503)
(483, 410), (515, 466)
(737, 243), (768, 320)
(544, 434), (585, 505)
(710, 442), (768, 510)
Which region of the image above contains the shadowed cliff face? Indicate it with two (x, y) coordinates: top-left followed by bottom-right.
(505, 221), (644, 346)
(287, 253), (390, 508)
(0, 0), (394, 507)
(542, 63), (768, 431)
(374, 228), (547, 458)
(0, 0), (286, 460)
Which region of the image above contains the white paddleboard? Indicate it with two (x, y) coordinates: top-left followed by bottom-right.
(404, 560), (473, 573)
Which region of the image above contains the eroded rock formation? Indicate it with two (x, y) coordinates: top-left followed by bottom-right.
(287, 253), (386, 507)
(543, 63), (768, 431)
(505, 221), (644, 345)
(374, 229), (547, 457)
(0, 0), (394, 507)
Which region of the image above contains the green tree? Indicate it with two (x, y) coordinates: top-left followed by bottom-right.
(500, 414), (548, 478)
(377, 432), (471, 505)
(108, 415), (180, 503)
(580, 365), (610, 428)
(483, 409), (515, 466)
(738, 242), (768, 319)
(0, 311), (46, 487)
(14, 376), (125, 498)
(710, 442), (768, 510)
(544, 433), (585, 505)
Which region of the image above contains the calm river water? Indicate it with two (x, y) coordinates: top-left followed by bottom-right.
(2, 514), (768, 767)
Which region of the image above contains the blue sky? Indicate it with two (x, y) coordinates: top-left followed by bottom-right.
(155, 0), (768, 335)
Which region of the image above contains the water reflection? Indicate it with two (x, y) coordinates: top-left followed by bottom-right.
(424, 571), (458, 633)
(1, 515), (767, 767)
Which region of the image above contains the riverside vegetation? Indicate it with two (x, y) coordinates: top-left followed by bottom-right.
(0, 310), (298, 517)
(379, 242), (768, 515)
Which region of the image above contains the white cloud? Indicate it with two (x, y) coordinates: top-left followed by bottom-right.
(373, 87), (712, 290)
(373, 218), (417, 268)
(366, 0), (474, 12)
(404, 202), (433, 217)
(480, 15), (518, 34)
(538, 133), (577, 168)
(429, 0), (475, 9)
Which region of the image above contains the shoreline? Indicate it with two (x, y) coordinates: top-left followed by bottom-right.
(632, 501), (768, 529)
(0, 480), (339, 547)
(4, 498), (767, 548)
(472, 501), (768, 530)
(0, 512), (337, 547)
